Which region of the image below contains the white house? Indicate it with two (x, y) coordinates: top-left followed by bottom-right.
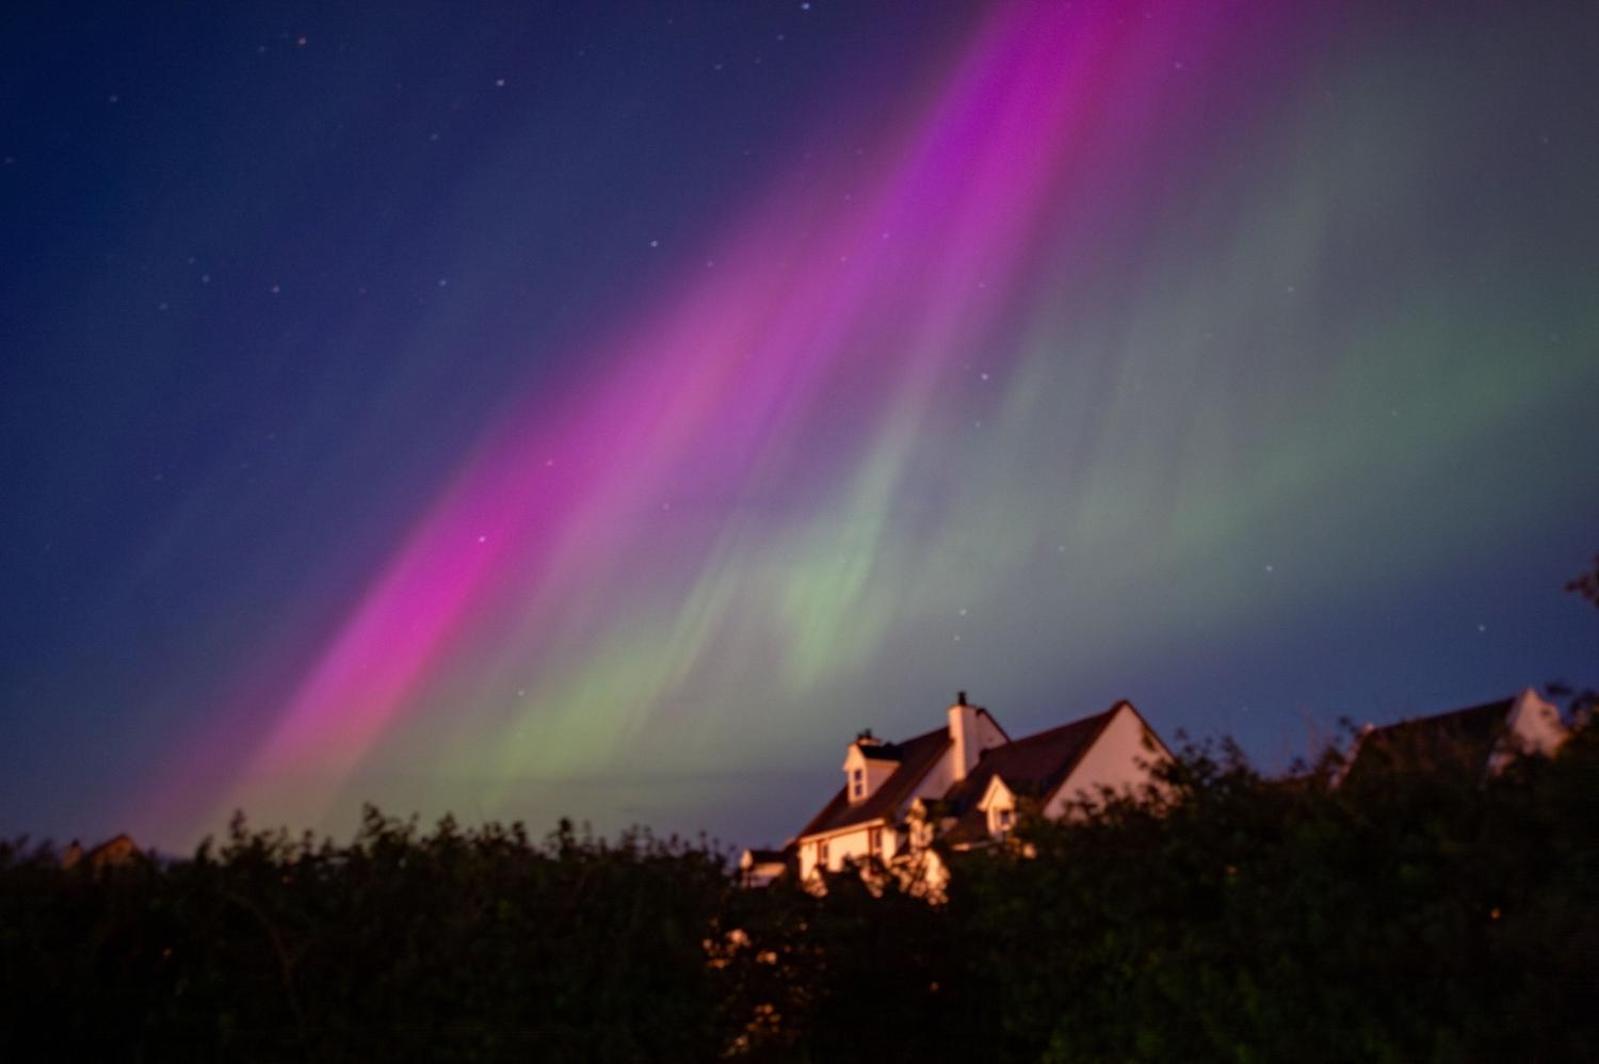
(60, 833), (143, 874)
(743, 692), (1171, 889)
(1341, 687), (1568, 784)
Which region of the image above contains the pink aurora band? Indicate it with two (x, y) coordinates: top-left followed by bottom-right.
(162, 2), (1302, 836)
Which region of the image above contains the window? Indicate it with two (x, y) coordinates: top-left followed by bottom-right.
(817, 839), (830, 868)
(868, 826), (882, 855)
(851, 768), (864, 799)
(996, 808), (1014, 833)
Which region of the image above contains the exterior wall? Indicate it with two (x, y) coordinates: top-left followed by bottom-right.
(1044, 705), (1167, 820)
(948, 704), (1008, 780)
(1500, 688), (1569, 771)
(981, 777), (1017, 837)
(797, 821), (898, 880)
(915, 751), (959, 807)
(916, 724), (1000, 806)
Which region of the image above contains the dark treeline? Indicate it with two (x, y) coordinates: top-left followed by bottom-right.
(3, 725), (1597, 1062)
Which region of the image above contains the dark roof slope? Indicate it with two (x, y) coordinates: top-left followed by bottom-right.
(1345, 697), (1514, 782)
(742, 848), (790, 865)
(797, 727), (952, 838)
(941, 704), (1123, 843)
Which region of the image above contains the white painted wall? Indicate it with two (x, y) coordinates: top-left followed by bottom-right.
(915, 712), (1003, 801)
(797, 820), (899, 880)
(1044, 704), (1168, 819)
(914, 749), (958, 807)
(1494, 687), (1570, 774)
(948, 703), (1008, 780)
(980, 776), (1017, 837)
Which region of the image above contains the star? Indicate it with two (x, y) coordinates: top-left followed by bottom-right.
(495, 77), (506, 87)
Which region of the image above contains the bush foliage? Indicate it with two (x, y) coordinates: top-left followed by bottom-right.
(4, 726), (1598, 1061)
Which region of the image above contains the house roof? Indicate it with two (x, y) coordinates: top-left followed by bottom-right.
(797, 726), (953, 839)
(742, 848), (790, 866)
(940, 703), (1123, 844)
(1344, 696), (1515, 782)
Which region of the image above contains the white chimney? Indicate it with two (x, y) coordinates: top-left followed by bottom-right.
(948, 690), (981, 781)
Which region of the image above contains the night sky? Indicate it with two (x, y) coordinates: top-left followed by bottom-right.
(3, 2), (1596, 852)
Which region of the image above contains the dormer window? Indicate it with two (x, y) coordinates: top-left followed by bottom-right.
(845, 732), (899, 806)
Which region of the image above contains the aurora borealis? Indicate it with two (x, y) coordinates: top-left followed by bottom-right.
(3, 2), (1597, 851)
